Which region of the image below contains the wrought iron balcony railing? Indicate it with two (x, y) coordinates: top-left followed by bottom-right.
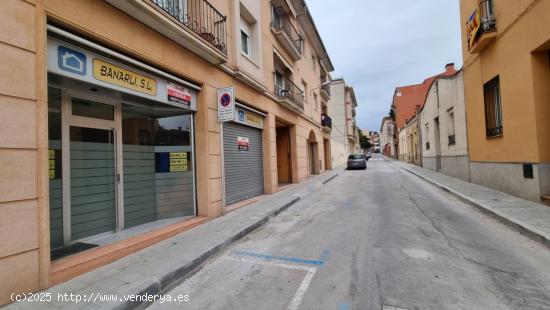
(321, 114), (332, 129)
(320, 83), (331, 100)
(479, 0), (496, 32)
(274, 74), (304, 110)
(151, 0), (227, 55)
(271, 6), (304, 55)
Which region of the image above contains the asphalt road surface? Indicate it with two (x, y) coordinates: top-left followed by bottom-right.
(149, 154), (550, 310)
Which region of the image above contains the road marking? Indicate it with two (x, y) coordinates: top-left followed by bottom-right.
(319, 249), (330, 261)
(383, 305), (409, 310)
(288, 267), (316, 310)
(402, 248), (432, 260)
(232, 250), (325, 266)
(224, 256), (317, 310)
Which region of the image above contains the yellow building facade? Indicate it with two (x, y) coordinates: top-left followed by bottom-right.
(0, 0), (336, 304)
(460, 0), (550, 202)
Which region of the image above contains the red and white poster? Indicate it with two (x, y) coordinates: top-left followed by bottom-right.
(237, 136), (249, 151)
(167, 82), (192, 108)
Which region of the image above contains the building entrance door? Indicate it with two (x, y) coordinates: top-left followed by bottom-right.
(62, 94), (121, 245)
(69, 126), (117, 241)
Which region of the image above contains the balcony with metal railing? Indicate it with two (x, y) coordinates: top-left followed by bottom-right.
(271, 6), (304, 61)
(467, 0), (497, 53)
(151, 0), (227, 54)
(321, 114), (332, 131)
(320, 83), (331, 101)
(106, 0), (228, 64)
(274, 74), (304, 112)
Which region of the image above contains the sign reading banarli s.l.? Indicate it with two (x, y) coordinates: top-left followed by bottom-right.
(93, 59), (157, 96)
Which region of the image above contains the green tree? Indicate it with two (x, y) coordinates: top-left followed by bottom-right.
(389, 108), (395, 121)
(357, 128), (372, 151)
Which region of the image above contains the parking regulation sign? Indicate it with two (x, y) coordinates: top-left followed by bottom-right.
(217, 86), (235, 122)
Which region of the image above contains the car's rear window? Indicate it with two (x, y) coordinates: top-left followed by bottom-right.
(348, 155), (364, 159)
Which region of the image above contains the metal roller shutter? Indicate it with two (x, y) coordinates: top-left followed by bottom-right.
(223, 122), (264, 205)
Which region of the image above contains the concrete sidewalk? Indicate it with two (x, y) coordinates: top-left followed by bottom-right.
(5, 169), (341, 310)
(390, 159), (550, 249)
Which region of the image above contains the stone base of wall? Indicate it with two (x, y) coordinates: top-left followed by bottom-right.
(539, 163), (550, 198)
(422, 157), (437, 171)
(441, 155), (470, 182)
(469, 161), (545, 202)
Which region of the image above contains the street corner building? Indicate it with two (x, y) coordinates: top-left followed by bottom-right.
(0, 0), (360, 304)
(460, 0), (550, 203)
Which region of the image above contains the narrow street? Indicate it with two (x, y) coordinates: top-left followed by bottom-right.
(149, 155), (550, 310)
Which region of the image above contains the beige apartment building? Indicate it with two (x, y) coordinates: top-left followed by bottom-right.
(327, 79), (360, 166)
(0, 0), (338, 304)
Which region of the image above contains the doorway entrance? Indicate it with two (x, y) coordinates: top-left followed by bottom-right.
(62, 93), (122, 246)
(323, 138), (331, 170)
(276, 122), (292, 185)
(307, 131), (319, 175)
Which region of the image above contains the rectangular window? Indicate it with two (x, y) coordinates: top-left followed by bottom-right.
(448, 108), (455, 145)
(71, 98), (115, 121)
(240, 30), (250, 56)
(425, 123), (430, 150)
(483, 76), (503, 138)
(122, 104), (194, 228)
(275, 70), (284, 89)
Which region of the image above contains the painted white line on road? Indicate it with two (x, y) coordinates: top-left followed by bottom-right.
(288, 268), (316, 310)
(224, 256), (318, 310)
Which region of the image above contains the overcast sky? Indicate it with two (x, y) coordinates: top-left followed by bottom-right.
(308, 0), (463, 132)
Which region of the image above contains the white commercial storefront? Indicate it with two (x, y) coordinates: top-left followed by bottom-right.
(222, 104), (265, 205)
(47, 27), (200, 258)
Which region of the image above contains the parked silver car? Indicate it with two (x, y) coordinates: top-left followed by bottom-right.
(347, 154), (367, 170)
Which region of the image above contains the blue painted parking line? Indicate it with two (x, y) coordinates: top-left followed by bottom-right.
(232, 250), (325, 266)
(339, 303), (350, 310)
(319, 249), (330, 261)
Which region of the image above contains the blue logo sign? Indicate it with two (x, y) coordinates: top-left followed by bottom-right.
(238, 110), (245, 122)
(58, 46), (86, 76)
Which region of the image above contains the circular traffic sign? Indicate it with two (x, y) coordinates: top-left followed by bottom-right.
(221, 93), (231, 107)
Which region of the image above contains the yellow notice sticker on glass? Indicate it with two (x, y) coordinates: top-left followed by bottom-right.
(170, 165), (187, 172)
(49, 160), (55, 170)
(93, 59), (157, 96)
(170, 152), (187, 159)
(170, 158), (187, 165)
(49, 170), (55, 179)
(48, 150), (55, 159)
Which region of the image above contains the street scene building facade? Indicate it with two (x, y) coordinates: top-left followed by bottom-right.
(386, 1), (549, 204)
(392, 64), (457, 163)
(460, 0), (550, 202)
(420, 69), (469, 181)
(0, 0), (364, 304)
(379, 116), (395, 157)
(327, 78), (360, 167)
